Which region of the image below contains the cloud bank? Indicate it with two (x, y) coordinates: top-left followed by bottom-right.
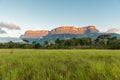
(106, 28), (119, 33)
(0, 28), (6, 34)
(0, 22), (21, 34)
(0, 22), (20, 30)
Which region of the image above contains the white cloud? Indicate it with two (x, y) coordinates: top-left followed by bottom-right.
(0, 28), (6, 34)
(106, 28), (120, 33)
(0, 22), (21, 35)
(0, 22), (21, 30)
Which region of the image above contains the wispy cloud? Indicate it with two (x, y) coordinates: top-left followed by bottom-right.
(106, 28), (120, 33)
(0, 28), (6, 34)
(0, 22), (21, 34)
(0, 22), (21, 30)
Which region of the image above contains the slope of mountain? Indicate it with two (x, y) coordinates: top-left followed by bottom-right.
(21, 33), (120, 45)
(21, 25), (120, 44)
(0, 37), (23, 43)
(21, 26), (99, 38)
(0, 26), (119, 44)
(20, 26), (97, 44)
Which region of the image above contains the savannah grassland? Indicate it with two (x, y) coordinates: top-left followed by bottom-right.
(0, 49), (120, 80)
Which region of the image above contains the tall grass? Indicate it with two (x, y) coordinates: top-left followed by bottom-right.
(0, 49), (120, 80)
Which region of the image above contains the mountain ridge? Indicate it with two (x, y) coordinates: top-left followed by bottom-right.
(20, 25), (120, 44)
(21, 25), (99, 38)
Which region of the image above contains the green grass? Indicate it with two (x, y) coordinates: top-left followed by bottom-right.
(0, 49), (120, 80)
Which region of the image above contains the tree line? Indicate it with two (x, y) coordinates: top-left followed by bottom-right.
(0, 34), (120, 49)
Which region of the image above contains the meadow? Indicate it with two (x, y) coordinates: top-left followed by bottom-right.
(0, 49), (120, 80)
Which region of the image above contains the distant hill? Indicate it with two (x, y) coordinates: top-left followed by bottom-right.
(20, 26), (120, 44)
(0, 37), (23, 43)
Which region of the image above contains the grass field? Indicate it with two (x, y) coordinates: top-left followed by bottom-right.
(0, 49), (120, 80)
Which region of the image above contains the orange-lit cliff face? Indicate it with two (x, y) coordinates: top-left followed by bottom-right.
(49, 26), (81, 34)
(21, 30), (48, 38)
(21, 26), (99, 38)
(49, 26), (99, 35)
(87, 26), (99, 33)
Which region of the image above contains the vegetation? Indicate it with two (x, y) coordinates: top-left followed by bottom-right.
(0, 34), (120, 49)
(0, 49), (120, 80)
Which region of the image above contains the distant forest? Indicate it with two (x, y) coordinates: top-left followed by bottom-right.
(0, 34), (120, 49)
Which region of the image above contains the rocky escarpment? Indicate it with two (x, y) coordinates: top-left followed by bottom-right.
(87, 26), (99, 33)
(49, 25), (99, 35)
(21, 26), (120, 44)
(21, 30), (48, 38)
(21, 25), (99, 38)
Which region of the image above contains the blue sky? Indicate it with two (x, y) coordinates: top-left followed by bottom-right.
(0, 0), (120, 37)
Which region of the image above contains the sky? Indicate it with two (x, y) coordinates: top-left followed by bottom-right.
(0, 0), (120, 37)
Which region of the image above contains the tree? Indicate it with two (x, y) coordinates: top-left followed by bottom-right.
(23, 39), (29, 44)
(32, 41), (41, 49)
(95, 34), (111, 48)
(55, 38), (61, 44)
(108, 39), (120, 49)
(79, 38), (92, 46)
(64, 40), (71, 46)
(44, 41), (48, 45)
(6, 41), (14, 48)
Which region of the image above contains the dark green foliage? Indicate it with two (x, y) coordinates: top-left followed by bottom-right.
(0, 34), (120, 49)
(108, 39), (120, 49)
(23, 39), (29, 43)
(32, 41), (41, 49)
(94, 34), (120, 49)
